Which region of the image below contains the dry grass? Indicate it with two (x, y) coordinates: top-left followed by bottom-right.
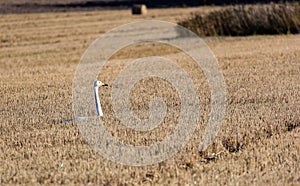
(0, 7), (299, 185)
(179, 3), (300, 36)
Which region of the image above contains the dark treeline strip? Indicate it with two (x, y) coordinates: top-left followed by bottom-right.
(140, 0), (298, 7)
(1, 0), (299, 14)
(53, 0), (299, 8)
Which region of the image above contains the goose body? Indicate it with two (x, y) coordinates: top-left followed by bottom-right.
(62, 80), (107, 123)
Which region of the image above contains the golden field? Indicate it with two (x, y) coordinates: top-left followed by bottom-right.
(0, 7), (299, 185)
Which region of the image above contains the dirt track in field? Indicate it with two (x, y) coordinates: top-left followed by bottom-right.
(0, 7), (299, 185)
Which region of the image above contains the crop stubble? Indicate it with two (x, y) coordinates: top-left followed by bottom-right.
(0, 7), (299, 185)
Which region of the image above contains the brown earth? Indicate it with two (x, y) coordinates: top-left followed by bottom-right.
(0, 7), (299, 185)
(0, 0), (211, 14)
(0, 0), (133, 14)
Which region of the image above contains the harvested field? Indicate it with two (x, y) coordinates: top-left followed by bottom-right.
(179, 3), (300, 36)
(0, 7), (299, 185)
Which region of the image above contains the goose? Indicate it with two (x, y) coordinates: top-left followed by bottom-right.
(63, 80), (108, 123)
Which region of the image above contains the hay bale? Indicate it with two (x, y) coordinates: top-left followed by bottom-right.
(132, 4), (147, 15)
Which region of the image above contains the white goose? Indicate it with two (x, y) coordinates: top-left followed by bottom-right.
(63, 80), (108, 123)
(93, 80), (108, 117)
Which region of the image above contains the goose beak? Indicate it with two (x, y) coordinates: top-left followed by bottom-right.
(101, 82), (108, 86)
